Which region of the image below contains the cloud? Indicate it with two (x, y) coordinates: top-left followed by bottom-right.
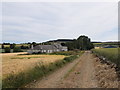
(2, 2), (118, 43)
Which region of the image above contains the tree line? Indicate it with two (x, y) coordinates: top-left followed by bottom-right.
(1, 35), (94, 53)
(1, 44), (29, 53)
(65, 35), (94, 50)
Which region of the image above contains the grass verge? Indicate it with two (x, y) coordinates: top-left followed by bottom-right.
(92, 48), (120, 68)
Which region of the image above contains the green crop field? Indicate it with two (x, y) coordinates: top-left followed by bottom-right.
(92, 48), (120, 68)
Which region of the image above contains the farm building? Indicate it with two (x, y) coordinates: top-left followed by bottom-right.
(28, 44), (68, 54)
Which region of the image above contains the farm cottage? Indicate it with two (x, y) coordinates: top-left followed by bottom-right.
(28, 44), (68, 54)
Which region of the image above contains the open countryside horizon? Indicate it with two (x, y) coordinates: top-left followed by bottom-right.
(1, 37), (119, 44)
(1, 2), (118, 43)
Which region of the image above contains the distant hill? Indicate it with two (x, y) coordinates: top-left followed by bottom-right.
(47, 39), (74, 43)
(92, 42), (102, 43)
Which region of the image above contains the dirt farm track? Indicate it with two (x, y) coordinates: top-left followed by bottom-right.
(25, 51), (120, 88)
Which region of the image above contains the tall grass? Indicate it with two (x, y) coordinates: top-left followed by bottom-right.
(2, 51), (83, 89)
(2, 60), (65, 88)
(92, 48), (120, 68)
(50, 51), (82, 56)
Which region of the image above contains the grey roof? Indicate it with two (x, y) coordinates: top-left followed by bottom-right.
(33, 45), (60, 50)
(53, 44), (63, 49)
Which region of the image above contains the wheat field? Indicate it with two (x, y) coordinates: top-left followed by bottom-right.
(2, 52), (66, 78)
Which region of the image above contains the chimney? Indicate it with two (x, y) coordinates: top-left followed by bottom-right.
(31, 45), (33, 49)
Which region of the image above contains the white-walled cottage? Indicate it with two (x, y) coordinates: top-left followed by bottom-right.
(28, 44), (68, 54)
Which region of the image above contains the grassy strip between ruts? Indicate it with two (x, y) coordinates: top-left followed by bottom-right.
(2, 51), (84, 89)
(64, 58), (80, 79)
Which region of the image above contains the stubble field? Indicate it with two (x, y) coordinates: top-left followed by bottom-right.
(2, 52), (66, 78)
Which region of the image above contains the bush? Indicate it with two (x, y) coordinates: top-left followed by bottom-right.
(4, 47), (11, 53)
(50, 51), (81, 56)
(64, 55), (78, 62)
(13, 47), (22, 52)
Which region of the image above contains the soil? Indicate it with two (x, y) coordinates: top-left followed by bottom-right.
(95, 57), (120, 88)
(25, 51), (120, 88)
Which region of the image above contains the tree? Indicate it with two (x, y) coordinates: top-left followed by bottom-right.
(2, 44), (4, 49)
(10, 43), (16, 49)
(61, 43), (66, 46)
(32, 42), (37, 47)
(76, 35), (94, 50)
(4, 47), (11, 53)
(3, 43), (10, 45)
(27, 42), (31, 44)
(66, 35), (94, 50)
(21, 45), (29, 49)
(13, 47), (22, 52)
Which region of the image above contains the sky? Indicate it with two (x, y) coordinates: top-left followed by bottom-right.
(1, 2), (118, 43)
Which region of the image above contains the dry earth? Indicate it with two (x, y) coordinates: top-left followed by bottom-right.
(95, 57), (120, 88)
(26, 51), (119, 88)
